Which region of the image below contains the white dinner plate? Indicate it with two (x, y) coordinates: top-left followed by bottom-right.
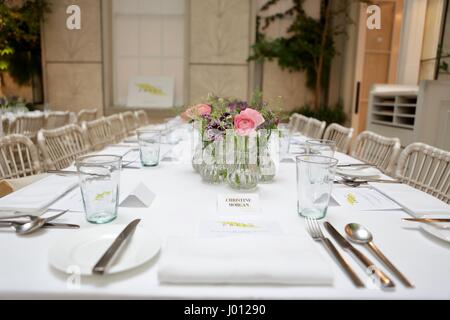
(336, 167), (381, 178)
(49, 224), (161, 276)
(419, 214), (450, 243)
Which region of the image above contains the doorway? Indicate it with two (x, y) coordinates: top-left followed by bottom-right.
(351, 0), (403, 134)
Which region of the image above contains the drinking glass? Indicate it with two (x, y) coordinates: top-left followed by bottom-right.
(76, 155), (122, 224)
(306, 139), (336, 157)
(296, 155), (338, 219)
(137, 129), (161, 167)
(278, 128), (291, 156)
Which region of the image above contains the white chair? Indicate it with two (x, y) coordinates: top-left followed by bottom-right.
(38, 124), (91, 170)
(9, 114), (45, 141)
(351, 131), (401, 174)
(304, 118), (326, 139)
(134, 110), (148, 127)
(106, 114), (127, 143)
(45, 111), (71, 129)
(122, 111), (138, 135)
(2, 116), (10, 136)
(291, 113), (309, 135)
(323, 123), (354, 153)
(77, 109), (98, 123)
(396, 143), (449, 203)
(82, 117), (114, 151)
(0, 134), (42, 179)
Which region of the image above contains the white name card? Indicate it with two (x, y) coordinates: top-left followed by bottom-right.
(217, 194), (261, 215)
(120, 182), (156, 208)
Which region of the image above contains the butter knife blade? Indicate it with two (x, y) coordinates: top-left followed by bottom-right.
(324, 222), (395, 288)
(92, 219), (141, 275)
(0, 221), (79, 229)
(403, 218), (450, 222)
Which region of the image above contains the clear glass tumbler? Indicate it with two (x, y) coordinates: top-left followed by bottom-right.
(137, 129), (161, 167)
(296, 155), (338, 219)
(76, 155), (122, 224)
(306, 139), (336, 158)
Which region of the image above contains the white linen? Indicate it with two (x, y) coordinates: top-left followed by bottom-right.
(158, 235), (333, 285)
(369, 183), (450, 216)
(2, 124), (450, 299)
(0, 175), (78, 213)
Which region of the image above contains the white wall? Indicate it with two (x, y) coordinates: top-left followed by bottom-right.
(112, 0), (185, 106)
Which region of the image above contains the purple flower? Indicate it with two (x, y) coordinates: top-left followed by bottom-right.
(227, 101), (248, 112)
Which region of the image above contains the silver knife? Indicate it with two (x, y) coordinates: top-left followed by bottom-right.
(403, 218), (450, 223)
(92, 219), (141, 275)
(0, 221), (79, 229)
(324, 222), (395, 289)
(337, 164), (376, 168)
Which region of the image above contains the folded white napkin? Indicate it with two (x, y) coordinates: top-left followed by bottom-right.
(158, 235), (333, 285)
(0, 175), (78, 213)
(95, 146), (137, 157)
(369, 183), (450, 216)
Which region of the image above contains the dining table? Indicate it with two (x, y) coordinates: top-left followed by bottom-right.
(0, 123), (449, 300)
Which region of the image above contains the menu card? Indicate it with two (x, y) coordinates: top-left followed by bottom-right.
(199, 217), (282, 237)
(332, 187), (401, 211)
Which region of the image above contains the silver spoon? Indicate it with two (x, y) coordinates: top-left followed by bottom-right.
(0, 218), (46, 235)
(345, 223), (414, 288)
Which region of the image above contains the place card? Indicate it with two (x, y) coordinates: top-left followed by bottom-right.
(50, 181), (156, 211)
(217, 194), (261, 215)
(332, 187), (401, 211)
(120, 182), (156, 208)
(199, 217), (282, 237)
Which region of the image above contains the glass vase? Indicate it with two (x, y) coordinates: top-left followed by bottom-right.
(227, 135), (259, 190)
(191, 120), (204, 172)
(258, 131), (277, 183)
(258, 150), (276, 183)
(200, 139), (227, 184)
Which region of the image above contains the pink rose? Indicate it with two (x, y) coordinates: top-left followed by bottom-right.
(195, 104), (211, 116)
(234, 108), (265, 136)
(183, 104), (212, 120)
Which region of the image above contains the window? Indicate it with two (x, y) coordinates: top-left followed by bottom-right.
(112, 0), (185, 107)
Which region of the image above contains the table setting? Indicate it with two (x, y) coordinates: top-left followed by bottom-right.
(0, 97), (449, 300)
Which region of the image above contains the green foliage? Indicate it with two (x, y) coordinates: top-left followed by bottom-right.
(249, 0), (362, 109)
(292, 101), (347, 125)
(250, 11), (335, 91)
(0, 0), (50, 85)
(249, 1), (336, 91)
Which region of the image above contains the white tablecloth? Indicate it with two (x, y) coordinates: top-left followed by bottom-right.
(1, 129), (449, 299)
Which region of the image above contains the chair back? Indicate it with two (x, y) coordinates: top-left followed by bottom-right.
(106, 114), (127, 143)
(122, 112), (138, 134)
(45, 112), (71, 129)
(396, 143), (450, 203)
(0, 134), (42, 179)
(2, 116), (10, 136)
(77, 109), (98, 123)
(38, 124), (91, 170)
(291, 114), (309, 135)
(351, 131), (401, 174)
(83, 117), (114, 151)
(323, 123), (354, 153)
(9, 114), (45, 140)
(305, 118), (326, 139)
(134, 110), (148, 127)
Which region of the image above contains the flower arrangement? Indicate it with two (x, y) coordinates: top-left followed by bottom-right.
(182, 92), (279, 141)
(183, 92), (281, 189)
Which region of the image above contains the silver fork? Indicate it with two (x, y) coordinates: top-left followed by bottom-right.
(305, 217), (364, 287)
